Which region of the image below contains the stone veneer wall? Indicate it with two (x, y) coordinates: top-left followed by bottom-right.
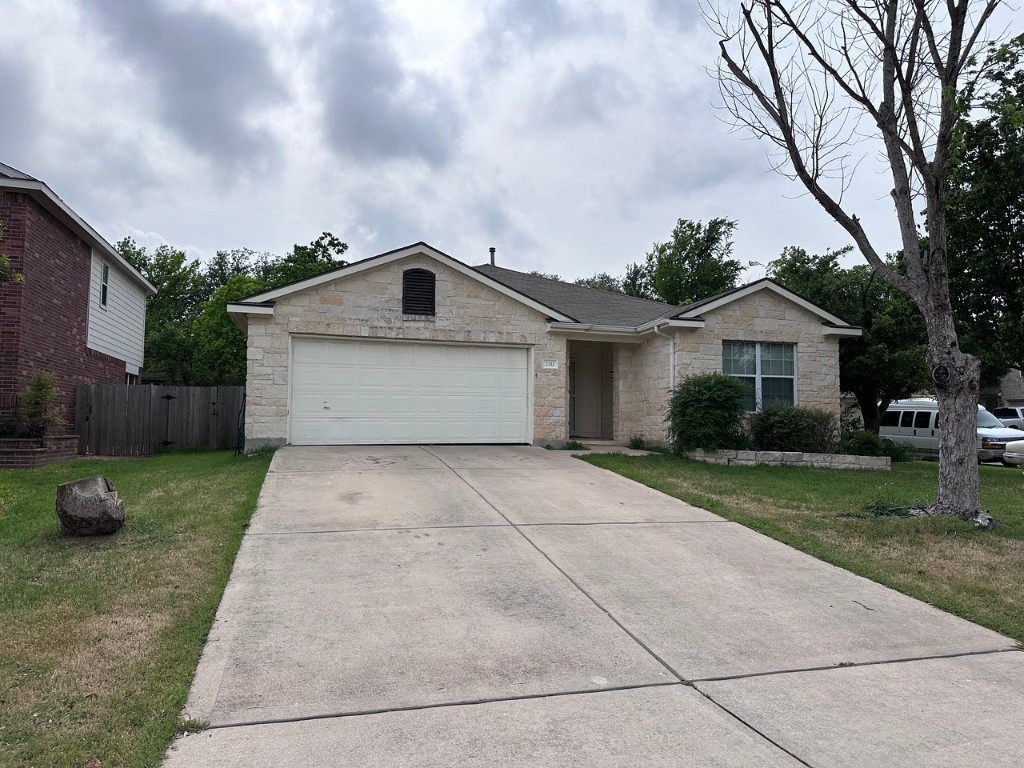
(609, 290), (844, 446)
(685, 448), (890, 471)
(245, 256), (567, 447)
(998, 370), (1024, 406)
(614, 334), (671, 445)
(674, 291), (842, 413)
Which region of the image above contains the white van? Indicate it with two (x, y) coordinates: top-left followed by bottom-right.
(879, 398), (1022, 463)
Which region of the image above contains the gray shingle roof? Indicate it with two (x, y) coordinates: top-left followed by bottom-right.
(473, 264), (680, 326)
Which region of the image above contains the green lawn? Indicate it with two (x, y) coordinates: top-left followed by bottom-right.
(0, 451), (272, 768)
(581, 453), (1024, 643)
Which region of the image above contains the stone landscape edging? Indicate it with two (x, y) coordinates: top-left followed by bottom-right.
(684, 448), (890, 471)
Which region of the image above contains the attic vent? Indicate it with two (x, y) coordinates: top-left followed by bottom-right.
(402, 268), (436, 315)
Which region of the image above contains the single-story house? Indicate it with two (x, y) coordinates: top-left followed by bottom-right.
(0, 163), (155, 427)
(227, 242), (860, 449)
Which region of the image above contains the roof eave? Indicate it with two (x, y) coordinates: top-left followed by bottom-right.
(822, 324), (863, 337)
(235, 243), (575, 323)
(672, 279), (851, 327)
(549, 318), (706, 335)
(0, 177), (157, 295)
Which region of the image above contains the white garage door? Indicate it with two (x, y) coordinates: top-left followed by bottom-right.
(290, 337), (531, 445)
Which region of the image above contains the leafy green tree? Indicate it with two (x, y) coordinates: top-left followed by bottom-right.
(258, 232), (348, 288)
(948, 34), (1024, 383)
(204, 248), (260, 294)
(528, 270), (563, 281)
(574, 272), (623, 293)
(0, 219), (23, 284)
(192, 275), (264, 386)
(118, 233), (348, 384)
(624, 218), (742, 305)
(118, 238), (206, 383)
(768, 246), (930, 432)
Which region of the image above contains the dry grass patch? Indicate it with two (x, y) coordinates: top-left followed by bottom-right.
(582, 453), (1024, 643)
(0, 451), (271, 768)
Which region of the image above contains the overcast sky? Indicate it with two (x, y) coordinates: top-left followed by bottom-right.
(4, 0), (1015, 281)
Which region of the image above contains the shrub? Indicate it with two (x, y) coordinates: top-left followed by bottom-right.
(561, 440), (590, 451)
(666, 373), (747, 452)
(879, 438), (914, 462)
(17, 370), (65, 438)
(628, 434), (646, 450)
(841, 430), (913, 462)
(842, 429), (884, 456)
(840, 405), (864, 438)
(752, 402), (839, 453)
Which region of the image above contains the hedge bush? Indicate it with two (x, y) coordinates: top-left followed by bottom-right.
(841, 429), (913, 462)
(751, 402), (839, 453)
(666, 373), (748, 452)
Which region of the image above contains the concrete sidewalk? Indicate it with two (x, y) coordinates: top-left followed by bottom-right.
(165, 446), (1024, 767)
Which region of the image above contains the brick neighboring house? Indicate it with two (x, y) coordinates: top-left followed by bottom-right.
(0, 163), (155, 429)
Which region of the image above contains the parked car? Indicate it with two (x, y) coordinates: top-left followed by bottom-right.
(1002, 439), (1024, 466)
(879, 398), (1023, 463)
(993, 406), (1024, 430)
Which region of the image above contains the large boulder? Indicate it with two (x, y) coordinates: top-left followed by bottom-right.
(56, 476), (125, 535)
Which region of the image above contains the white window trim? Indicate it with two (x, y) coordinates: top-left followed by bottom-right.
(100, 262), (110, 309)
(724, 341), (798, 411)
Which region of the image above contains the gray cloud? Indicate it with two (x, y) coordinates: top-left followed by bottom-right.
(537, 64), (639, 126)
(0, 57), (37, 168)
(86, 0), (286, 173)
(474, 195), (539, 256)
(317, 3), (462, 168)
(648, 0), (704, 32)
(486, 0), (621, 52)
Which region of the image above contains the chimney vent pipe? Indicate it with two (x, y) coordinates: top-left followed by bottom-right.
(489, 246), (496, 266)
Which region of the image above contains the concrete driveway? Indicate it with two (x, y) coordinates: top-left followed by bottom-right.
(165, 446), (1024, 767)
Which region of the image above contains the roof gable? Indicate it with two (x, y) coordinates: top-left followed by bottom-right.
(0, 164), (155, 294)
(672, 278), (854, 328)
(229, 242), (575, 322)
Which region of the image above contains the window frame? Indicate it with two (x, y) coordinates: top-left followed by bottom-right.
(100, 262), (110, 308)
(722, 340), (797, 411)
(402, 268), (436, 316)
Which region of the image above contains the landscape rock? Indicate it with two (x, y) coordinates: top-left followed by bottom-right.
(56, 476), (125, 535)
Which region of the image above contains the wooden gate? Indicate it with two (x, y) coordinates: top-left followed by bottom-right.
(75, 385), (245, 456)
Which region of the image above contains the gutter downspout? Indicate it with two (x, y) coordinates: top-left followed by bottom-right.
(653, 320), (675, 390)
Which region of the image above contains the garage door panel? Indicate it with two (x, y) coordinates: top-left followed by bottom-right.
(290, 339), (530, 445)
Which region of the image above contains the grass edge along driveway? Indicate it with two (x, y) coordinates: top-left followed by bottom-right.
(581, 453), (1024, 645)
(0, 450), (272, 768)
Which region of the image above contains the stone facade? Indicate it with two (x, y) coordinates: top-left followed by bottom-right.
(245, 256), (567, 447)
(674, 291), (841, 412)
(606, 291), (842, 446)
(613, 334), (672, 445)
(245, 259), (846, 449)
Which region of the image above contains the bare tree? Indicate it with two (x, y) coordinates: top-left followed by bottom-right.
(710, 0), (1001, 520)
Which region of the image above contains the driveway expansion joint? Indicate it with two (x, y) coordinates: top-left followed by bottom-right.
(688, 646), (1023, 684)
(247, 522), (512, 536)
(419, 445), (690, 687)
(692, 688), (817, 768)
(203, 681), (683, 731)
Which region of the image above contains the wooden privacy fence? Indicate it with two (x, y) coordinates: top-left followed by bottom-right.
(75, 385), (245, 456)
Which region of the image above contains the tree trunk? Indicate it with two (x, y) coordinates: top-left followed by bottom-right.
(922, 302), (983, 518)
(854, 387), (882, 434)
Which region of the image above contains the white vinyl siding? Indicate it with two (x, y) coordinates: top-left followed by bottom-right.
(289, 337), (531, 445)
(86, 250), (146, 369)
(723, 341), (796, 411)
